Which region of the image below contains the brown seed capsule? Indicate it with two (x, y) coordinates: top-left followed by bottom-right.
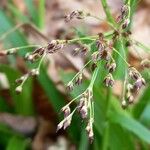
(30, 69), (39, 76)
(132, 78), (145, 92)
(61, 106), (71, 118)
(103, 73), (115, 87)
(63, 116), (72, 130)
(66, 81), (74, 91)
(128, 67), (141, 80)
(86, 119), (94, 143)
(92, 52), (100, 62)
(121, 5), (129, 16)
(100, 50), (111, 61)
(91, 63), (97, 71)
(75, 73), (83, 85)
(106, 61), (116, 73)
(122, 19), (130, 29)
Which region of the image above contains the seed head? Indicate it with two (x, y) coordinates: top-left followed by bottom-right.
(75, 73), (83, 85)
(122, 19), (130, 29)
(132, 78), (145, 93)
(15, 86), (22, 94)
(61, 106), (71, 117)
(86, 119), (94, 143)
(103, 73), (115, 87)
(25, 53), (34, 62)
(15, 76), (26, 84)
(128, 67), (141, 80)
(127, 95), (134, 104)
(66, 81), (74, 91)
(106, 61), (116, 73)
(30, 69), (39, 76)
(121, 99), (127, 109)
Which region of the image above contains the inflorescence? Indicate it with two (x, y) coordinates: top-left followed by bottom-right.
(0, 3), (149, 143)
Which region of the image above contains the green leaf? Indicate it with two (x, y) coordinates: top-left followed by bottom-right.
(109, 111), (150, 144)
(109, 123), (135, 150)
(0, 64), (34, 115)
(6, 136), (30, 150)
(133, 85), (150, 119)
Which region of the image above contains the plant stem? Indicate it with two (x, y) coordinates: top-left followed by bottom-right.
(101, 0), (116, 26)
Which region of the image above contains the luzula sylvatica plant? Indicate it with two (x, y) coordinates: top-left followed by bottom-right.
(0, 0), (150, 143)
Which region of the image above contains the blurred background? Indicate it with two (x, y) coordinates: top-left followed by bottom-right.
(0, 0), (150, 150)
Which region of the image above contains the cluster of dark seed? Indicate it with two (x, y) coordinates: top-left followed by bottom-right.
(57, 89), (94, 142)
(122, 67), (146, 109)
(15, 40), (65, 93)
(73, 44), (89, 56)
(92, 33), (116, 87)
(66, 72), (83, 91)
(25, 40), (64, 62)
(65, 10), (89, 22)
(117, 4), (130, 29)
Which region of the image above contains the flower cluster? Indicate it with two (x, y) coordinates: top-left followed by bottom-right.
(121, 67), (146, 109)
(0, 2), (149, 143)
(15, 40), (66, 93)
(65, 10), (90, 22)
(117, 4), (130, 29)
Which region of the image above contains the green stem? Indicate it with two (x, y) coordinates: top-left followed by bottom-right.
(101, 0), (116, 26)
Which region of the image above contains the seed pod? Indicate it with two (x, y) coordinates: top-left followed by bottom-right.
(91, 63), (97, 71)
(106, 61), (116, 73)
(127, 95), (134, 104)
(80, 46), (88, 55)
(15, 76), (26, 84)
(86, 119), (94, 143)
(132, 78), (145, 92)
(128, 67), (141, 80)
(61, 106), (71, 118)
(100, 50), (111, 61)
(92, 52), (100, 62)
(25, 53), (34, 61)
(47, 40), (57, 50)
(75, 73), (83, 85)
(66, 81), (74, 91)
(56, 121), (64, 132)
(30, 69), (39, 76)
(15, 86), (22, 94)
(63, 116), (72, 130)
(122, 19), (130, 29)
(80, 105), (88, 119)
(103, 73), (115, 87)
(121, 99), (127, 109)
(121, 5), (129, 17)
(96, 40), (105, 51)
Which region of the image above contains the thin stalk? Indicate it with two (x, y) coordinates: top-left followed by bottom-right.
(68, 60), (92, 84)
(38, 0), (45, 29)
(113, 48), (130, 66)
(101, 0), (116, 26)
